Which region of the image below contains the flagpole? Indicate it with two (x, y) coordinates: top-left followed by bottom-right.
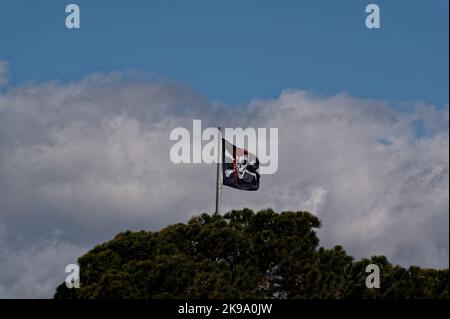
(215, 127), (222, 215)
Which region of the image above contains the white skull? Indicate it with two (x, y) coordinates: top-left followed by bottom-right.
(237, 155), (248, 179)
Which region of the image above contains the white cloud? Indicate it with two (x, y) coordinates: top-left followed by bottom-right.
(0, 71), (448, 298)
(0, 223), (87, 298)
(303, 187), (327, 214)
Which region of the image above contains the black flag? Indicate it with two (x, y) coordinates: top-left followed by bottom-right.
(222, 138), (260, 191)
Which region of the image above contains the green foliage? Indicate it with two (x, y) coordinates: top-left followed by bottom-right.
(54, 209), (449, 299)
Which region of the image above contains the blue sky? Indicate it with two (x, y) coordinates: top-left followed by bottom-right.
(0, 0), (448, 106)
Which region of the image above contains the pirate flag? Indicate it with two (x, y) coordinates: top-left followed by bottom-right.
(222, 138), (260, 191)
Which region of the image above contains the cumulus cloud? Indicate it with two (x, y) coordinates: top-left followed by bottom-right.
(0, 224), (86, 298)
(0, 70), (448, 297)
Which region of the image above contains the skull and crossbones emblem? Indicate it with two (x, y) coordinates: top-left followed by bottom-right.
(225, 152), (257, 180)
(236, 154), (249, 179)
